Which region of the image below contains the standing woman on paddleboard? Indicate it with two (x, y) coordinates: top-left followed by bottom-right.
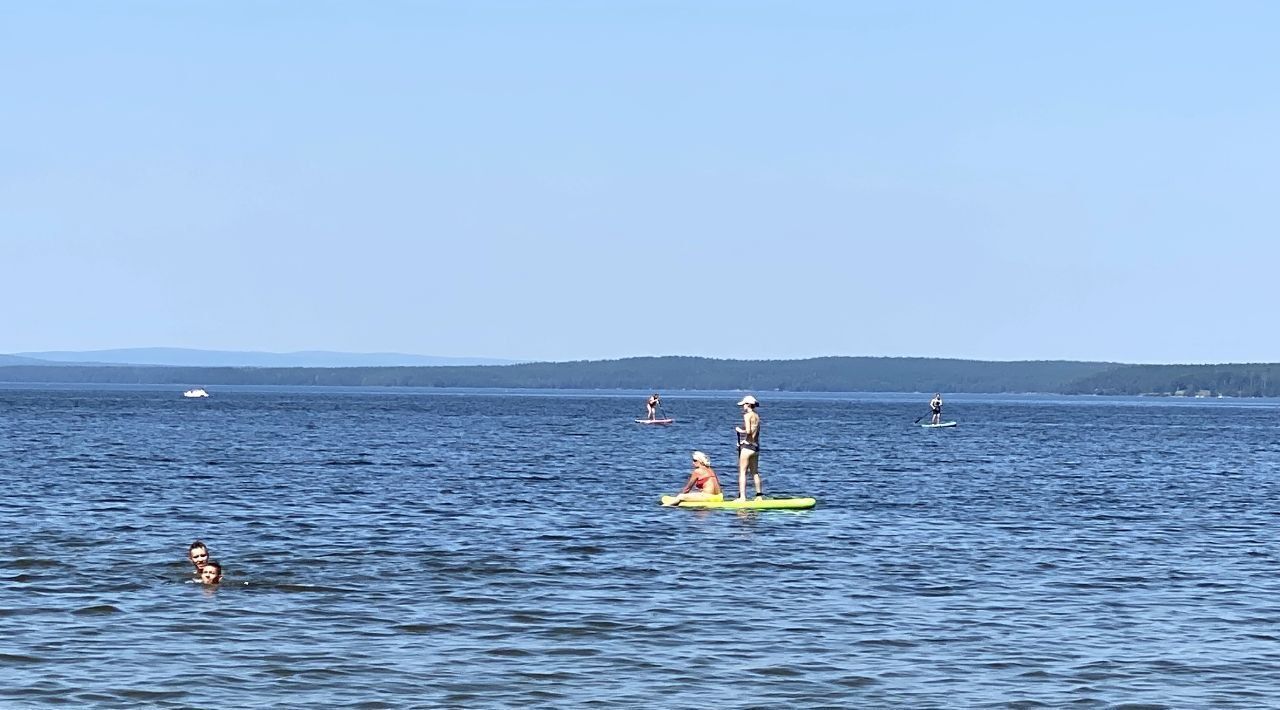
(665, 451), (722, 505)
(930, 393), (943, 425)
(646, 393), (661, 420)
(735, 395), (762, 501)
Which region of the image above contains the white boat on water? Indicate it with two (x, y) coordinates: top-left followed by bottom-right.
(182, 388), (209, 398)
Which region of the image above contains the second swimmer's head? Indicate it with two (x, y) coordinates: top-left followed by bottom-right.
(200, 561), (223, 585)
(692, 451), (711, 466)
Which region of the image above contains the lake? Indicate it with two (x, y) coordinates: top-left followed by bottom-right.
(2, 386), (1279, 707)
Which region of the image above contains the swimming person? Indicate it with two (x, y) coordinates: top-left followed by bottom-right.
(646, 393), (661, 420)
(735, 395), (762, 501)
(664, 451), (722, 505)
(200, 561), (223, 585)
(188, 540), (210, 573)
(930, 393), (943, 425)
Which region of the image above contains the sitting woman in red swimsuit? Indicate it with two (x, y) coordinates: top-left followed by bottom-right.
(664, 451), (723, 505)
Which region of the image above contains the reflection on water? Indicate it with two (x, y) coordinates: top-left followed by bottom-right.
(2, 387), (1280, 706)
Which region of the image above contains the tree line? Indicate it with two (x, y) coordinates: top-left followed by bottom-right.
(2, 357), (1279, 396)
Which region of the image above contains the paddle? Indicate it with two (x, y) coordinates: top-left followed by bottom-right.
(733, 430), (747, 501)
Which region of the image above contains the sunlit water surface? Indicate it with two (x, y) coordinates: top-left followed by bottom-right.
(3, 387), (1280, 708)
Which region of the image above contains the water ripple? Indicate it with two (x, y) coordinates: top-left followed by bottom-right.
(3, 388), (1280, 706)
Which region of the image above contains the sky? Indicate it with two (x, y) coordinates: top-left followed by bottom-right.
(1, 1), (1276, 364)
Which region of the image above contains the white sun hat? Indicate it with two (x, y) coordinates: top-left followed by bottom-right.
(736, 395), (759, 406)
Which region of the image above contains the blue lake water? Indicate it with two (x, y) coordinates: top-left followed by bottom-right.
(2, 386), (1280, 707)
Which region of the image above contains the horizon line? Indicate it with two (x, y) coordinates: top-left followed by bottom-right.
(4, 350), (1279, 368)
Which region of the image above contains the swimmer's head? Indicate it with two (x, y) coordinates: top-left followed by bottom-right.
(200, 561), (222, 585)
(188, 541), (209, 570)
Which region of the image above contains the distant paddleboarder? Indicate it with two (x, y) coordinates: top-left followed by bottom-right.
(930, 393), (943, 425)
(646, 393), (661, 421)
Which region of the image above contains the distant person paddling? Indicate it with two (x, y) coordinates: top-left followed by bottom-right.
(930, 393), (943, 425)
(646, 393), (662, 421)
(735, 395), (762, 501)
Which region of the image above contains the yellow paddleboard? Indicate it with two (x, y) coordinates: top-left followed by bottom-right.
(660, 495), (816, 510)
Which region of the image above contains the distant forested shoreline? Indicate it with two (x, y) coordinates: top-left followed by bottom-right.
(4, 356), (1280, 397)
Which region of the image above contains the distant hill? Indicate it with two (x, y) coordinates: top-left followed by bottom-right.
(0, 355), (1113, 393)
(11, 348), (515, 368)
(1063, 362), (1280, 397)
(3, 355), (1275, 395)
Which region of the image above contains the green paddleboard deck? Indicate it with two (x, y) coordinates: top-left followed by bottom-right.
(660, 496), (816, 510)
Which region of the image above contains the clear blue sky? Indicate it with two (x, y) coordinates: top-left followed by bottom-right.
(2, 2), (1275, 363)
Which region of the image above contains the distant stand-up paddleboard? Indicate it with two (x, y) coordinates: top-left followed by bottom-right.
(635, 418), (674, 425)
(922, 421), (957, 428)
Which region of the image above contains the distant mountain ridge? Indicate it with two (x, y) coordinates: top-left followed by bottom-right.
(0, 354), (52, 366)
(10, 348), (514, 368)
